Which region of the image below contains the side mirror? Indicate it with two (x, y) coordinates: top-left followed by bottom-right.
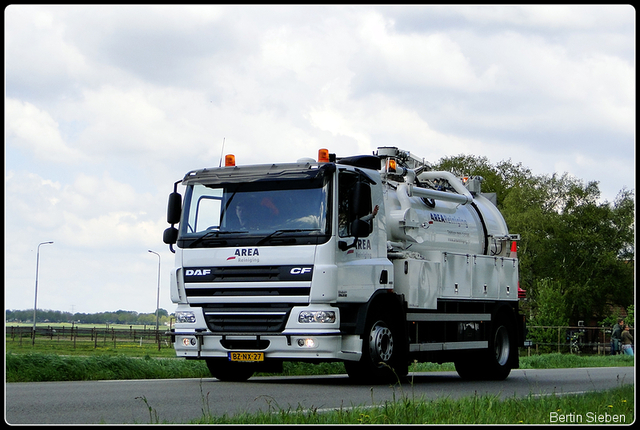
(163, 227), (179, 245)
(338, 219), (371, 251)
(350, 182), (372, 219)
(351, 218), (372, 238)
(167, 192), (182, 225)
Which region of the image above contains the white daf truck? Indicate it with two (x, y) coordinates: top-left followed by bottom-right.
(163, 147), (525, 383)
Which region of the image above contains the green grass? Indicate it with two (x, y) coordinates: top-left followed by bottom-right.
(5, 351), (634, 383)
(179, 382), (636, 424)
(189, 385), (634, 424)
(5, 353), (212, 382)
(5, 339), (176, 358)
(519, 352), (634, 369)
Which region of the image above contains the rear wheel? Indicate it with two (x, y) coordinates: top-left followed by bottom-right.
(486, 319), (514, 380)
(205, 359), (255, 382)
(455, 313), (515, 381)
(454, 355), (480, 380)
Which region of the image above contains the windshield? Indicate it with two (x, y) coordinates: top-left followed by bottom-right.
(179, 178), (331, 248)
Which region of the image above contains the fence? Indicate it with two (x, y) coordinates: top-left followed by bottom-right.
(6, 324), (633, 355)
(525, 325), (634, 355)
(6, 324), (174, 351)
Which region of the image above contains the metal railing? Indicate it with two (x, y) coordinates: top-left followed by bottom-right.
(524, 325), (634, 355)
(7, 324), (634, 355)
(6, 324), (173, 351)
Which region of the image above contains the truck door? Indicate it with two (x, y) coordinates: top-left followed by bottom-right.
(336, 169), (391, 303)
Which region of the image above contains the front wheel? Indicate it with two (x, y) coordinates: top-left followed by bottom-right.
(205, 359), (255, 382)
(345, 308), (408, 384)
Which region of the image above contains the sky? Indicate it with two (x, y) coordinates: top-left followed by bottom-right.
(4, 5), (635, 315)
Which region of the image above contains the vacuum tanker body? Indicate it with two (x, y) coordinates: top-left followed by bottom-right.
(384, 186), (511, 258)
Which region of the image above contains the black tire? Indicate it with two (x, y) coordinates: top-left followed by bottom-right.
(345, 306), (408, 384)
(455, 313), (515, 381)
(486, 317), (514, 380)
(454, 354), (482, 380)
(205, 359), (255, 382)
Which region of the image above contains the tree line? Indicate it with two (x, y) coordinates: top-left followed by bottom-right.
(5, 308), (171, 326)
(433, 155), (634, 327)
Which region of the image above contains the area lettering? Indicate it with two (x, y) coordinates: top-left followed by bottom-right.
(356, 239), (371, 250)
(235, 248), (259, 257)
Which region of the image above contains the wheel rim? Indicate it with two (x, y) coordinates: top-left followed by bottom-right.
(368, 321), (393, 363)
(494, 325), (510, 366)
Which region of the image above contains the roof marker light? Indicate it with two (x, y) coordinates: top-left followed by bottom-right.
(318, 148), (330, 163)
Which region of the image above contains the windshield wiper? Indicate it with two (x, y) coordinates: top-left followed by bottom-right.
(188, 230), (248, 247)
(256, 229), (317, 246)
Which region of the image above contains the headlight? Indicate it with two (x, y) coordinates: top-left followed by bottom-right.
(175, 311), (197, 323)
(298, 310), (336, 324)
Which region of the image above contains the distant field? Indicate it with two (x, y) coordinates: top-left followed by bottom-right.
(6, 322), (174, 358)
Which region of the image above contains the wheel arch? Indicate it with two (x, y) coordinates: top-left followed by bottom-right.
(354, 290), (407, 336)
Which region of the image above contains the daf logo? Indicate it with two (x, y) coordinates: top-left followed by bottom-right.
(290, 267), (312, 275)
(186, 269), (211, 276)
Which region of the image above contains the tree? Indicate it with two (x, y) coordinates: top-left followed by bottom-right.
(549, 188), (634, 320)
(528, 278), (569, 351)
(137, 313), (156, 325)
(626, 305), (635, 327)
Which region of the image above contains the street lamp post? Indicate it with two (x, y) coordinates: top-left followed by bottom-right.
(148, 250), (161, 331)
(33, 241), (53, 345)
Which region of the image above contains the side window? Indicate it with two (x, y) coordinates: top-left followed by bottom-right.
(194, 197), (222, 232)
(187, 186), (223, 233)
(338, 171), (355, 237)
(338, 171), (373, 237)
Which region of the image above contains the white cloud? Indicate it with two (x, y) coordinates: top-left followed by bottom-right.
(454, 5), (632, 30)
(4, 169), (173, 313)
(5, 98), (86, 163)
(354, 12), (491, 93)
(5, 170), (161, 249)
(5, 6), (90, 98)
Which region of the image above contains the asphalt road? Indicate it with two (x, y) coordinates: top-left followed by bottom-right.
(5, 367), (634, 424)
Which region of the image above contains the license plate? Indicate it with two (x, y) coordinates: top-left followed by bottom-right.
(228, 352), (264, 362)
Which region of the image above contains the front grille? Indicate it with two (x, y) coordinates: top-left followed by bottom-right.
(185, 286), (310, 297)
(184, 264), (312, 300)
(202, 304), (293, 333)
(184, 265), (313, 283)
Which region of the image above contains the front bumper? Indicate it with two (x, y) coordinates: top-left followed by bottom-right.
(172, 303), (362, 362)
(173, 330), (362, 362)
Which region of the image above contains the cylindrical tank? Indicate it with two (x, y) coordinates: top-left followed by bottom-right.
(384, 181), (511, 257)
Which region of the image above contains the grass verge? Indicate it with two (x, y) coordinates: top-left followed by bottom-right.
(5, 352), (634, 383)
(5, 338), (176, 358)
(175, 383), (635, 424)
(5, 353), (211, 382)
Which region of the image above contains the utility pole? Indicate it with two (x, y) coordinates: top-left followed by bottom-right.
(33, 241), (53, 345)
(148, 250), (161, 331)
